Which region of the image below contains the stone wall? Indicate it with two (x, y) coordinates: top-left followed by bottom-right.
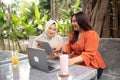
(98, 38), (120, 80)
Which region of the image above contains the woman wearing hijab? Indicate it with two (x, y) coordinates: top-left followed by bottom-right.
(32, 20), (63, 54)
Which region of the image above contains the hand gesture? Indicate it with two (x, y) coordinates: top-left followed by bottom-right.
(52, 46), (61, 53)
(37, 44), (44, 49)
(48, 52), (59, 59)
(68, 58), (75, 66)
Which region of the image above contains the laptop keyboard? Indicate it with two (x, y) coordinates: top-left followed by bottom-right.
(47, 62), (60, 71)
(48, 65), (54, 70)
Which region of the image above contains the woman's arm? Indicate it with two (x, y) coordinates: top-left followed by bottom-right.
(62, 33), (74, 54)
(68, 55), (84, 66)
(80, 31), (99, 66)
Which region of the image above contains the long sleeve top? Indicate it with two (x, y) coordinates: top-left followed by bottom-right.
(65, 30), (106, 69)
(32, 34), (63, 49)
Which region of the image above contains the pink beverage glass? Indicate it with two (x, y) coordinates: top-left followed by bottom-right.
(59, 54), (69, 75)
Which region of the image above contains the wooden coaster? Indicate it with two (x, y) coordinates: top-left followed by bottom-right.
(58, 73), (70, 77)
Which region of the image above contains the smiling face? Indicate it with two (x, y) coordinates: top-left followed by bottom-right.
(71, 16), (82, 32)
(47, 23), (57, 37)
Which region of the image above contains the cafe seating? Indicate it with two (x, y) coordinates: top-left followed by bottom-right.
(28, 36), (120, 80)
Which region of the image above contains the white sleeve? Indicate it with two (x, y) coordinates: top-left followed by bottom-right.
(32, 36), (41, 48)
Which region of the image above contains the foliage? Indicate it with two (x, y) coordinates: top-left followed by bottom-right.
(55, 0), (81, 37)
(0, 9), (6, 50)
(0, 0), (82, 51)
(57, 22), (71, 37)
(38, 0), (50, 18)
(0, 10), (5, 27)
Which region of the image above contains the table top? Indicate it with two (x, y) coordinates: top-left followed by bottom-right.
(0, 59), (97, 80)
(0, 50), (28, 65)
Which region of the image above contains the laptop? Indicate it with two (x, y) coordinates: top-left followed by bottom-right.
(26, 47), (60, 73)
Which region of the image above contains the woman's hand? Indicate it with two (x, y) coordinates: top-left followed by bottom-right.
(48, 52), (59, 59)
(61, 46), (66, 54)
(52, 46), (61, 52)
(37, 44), (44, 49)
(68, 58), (76, 66)
(68, 56), (84, 66)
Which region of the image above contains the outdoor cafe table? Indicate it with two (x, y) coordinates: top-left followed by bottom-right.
(0, 59), (97, 80)
(0, 50), (27, 65)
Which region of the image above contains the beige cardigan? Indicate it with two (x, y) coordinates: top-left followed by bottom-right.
(32, 34), (63, 48)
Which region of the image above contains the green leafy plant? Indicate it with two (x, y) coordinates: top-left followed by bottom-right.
(0, 9), (6, 50)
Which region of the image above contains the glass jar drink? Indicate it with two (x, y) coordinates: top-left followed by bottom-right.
(12, 51), (19, 65)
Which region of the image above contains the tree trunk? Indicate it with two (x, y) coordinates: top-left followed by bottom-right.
(112, 0), (120, 38)
(118, 1), (120, 37)
(82, 0), (120, 38)
(82, 0), (110, 37)
(50, 0), (55, 20)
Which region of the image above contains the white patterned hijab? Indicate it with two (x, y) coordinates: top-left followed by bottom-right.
(32, 20), (63, 48)
(43, 20), (58, 38)
(44, 20), (58, 34)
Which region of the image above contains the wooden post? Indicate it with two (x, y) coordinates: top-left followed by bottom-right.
(50, 0), (55, 20)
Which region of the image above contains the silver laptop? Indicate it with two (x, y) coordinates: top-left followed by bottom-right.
(26, 47), (60, 73)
